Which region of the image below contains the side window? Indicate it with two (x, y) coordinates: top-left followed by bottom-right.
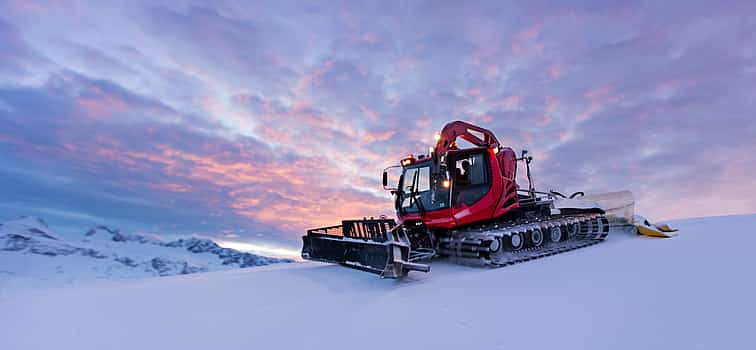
(417, 167), (430, 192)
(454, 153), (487, 186)
(453, 153), (490, 206)
(403, 168), (417, 193)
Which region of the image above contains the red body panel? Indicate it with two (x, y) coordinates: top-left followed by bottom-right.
(451, 148), (502, 226)
(493, 147), (519, 218)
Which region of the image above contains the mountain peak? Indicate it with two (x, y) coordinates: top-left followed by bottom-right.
(85, 225), (121, 237)
(15, 216), (49, 227)
(83, 225), (163, 245)
(165, 237), (221, 253)
(1, 216), (60, 241)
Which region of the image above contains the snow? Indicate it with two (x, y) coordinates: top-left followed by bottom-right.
(1, 214), (755, 350)
(0, 217), (293, 292)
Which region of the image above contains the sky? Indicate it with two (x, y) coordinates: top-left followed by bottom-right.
(1, 0), (755, 254)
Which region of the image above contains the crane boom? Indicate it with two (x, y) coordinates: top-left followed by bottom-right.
(434, 120), (501, 155)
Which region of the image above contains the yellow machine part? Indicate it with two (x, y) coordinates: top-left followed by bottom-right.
(655, 223), (677, 232)
(634, 215), (678, 238)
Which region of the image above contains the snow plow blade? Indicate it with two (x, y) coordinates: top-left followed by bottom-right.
(556, 190), (637, 233)
(301, 218), (430, 278)
(583, 190), (635, 224)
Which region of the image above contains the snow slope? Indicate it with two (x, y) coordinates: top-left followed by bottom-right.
(1, 214), (755, 350)
(0, 217), (293, 291)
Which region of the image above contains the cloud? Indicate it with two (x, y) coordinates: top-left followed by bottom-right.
(0, 0), (755, 250)
(0, 71), (394, 242)
(0, 19), (48, 79)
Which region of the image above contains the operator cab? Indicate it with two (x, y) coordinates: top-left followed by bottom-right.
(382, 121), (520, 229)
(387, 146), (499, 226)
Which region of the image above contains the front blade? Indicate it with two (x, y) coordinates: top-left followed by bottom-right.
(301, 219), (430, 278)
(302, 235), (392, 274)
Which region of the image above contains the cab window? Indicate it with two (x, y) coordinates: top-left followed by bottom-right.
(403, 167), (430, 193)
(400, 165), (450, 212)
(453, 153), (490, 206)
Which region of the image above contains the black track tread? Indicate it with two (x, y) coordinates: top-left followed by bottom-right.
(438, 214), (610, 267)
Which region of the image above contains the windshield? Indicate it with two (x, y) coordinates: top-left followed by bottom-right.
(399, 164), (450, 213)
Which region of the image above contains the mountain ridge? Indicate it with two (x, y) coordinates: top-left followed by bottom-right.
(0, 216), (294, 287)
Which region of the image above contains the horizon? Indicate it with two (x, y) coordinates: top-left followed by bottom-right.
(2, 1), (755, 251)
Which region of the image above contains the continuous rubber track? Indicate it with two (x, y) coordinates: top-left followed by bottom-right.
(436, 213), (610, 267)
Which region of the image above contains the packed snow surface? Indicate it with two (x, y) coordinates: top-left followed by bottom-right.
(1, 214), (755, 350)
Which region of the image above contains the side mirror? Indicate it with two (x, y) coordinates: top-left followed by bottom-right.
(382, 165), (401, 191)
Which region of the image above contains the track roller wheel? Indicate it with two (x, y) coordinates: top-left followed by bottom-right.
(489, 237), (501, 253)
(548, 226), (563, 242)
(488, 237), (504, 262)
(509, 232), (524, 251)
(566, 222), (579, 239)
(529, 228), (544, 247)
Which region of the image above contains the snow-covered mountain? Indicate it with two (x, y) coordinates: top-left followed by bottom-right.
(0, 216), (293, 290)
(1, 214), (753, 350)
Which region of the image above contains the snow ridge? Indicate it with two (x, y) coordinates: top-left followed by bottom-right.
(0, 216), (294, 286)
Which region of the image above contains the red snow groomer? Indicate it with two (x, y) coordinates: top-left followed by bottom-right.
(302, 121), (634, 278)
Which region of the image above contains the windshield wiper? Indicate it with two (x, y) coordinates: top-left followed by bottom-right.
(408, 170), (417, 208)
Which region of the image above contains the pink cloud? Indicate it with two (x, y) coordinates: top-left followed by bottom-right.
(414, 118), (432, 128)
(152, 183), (193, 193)
(75, 85), (130, 119)
(4, 0), (81, 15)
(544, 96), (559, 114)
(359, 104), (380, 121)
(295, 59), (334, 92)
(578, 86), (619, 122)
(350, 32), (384, 45)
(511, 23), (545, 57)
(496, 95), (521, 109)
(548, 64), (564, 80)
(537, 115), (553, 127)
(53, 135), (392, 233)
(478, 114), (494, 123)
(360, 130), (396, 144)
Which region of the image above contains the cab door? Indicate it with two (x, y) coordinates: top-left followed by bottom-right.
(449, 149), (495, 226)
